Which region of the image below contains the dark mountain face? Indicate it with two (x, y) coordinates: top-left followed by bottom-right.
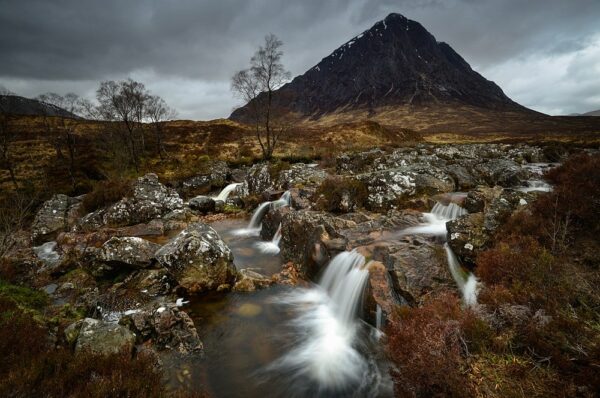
(0, 95), (78, 118)
(231, 13), (529, 122)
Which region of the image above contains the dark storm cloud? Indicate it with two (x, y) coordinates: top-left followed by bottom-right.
(1, 0), (599, 118)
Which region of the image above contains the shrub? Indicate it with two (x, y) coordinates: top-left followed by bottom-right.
(313, 176), (368, 213)
(80, 178), (132, 214)
(386, 294), (474, 398)
(0, 280), (49, 310)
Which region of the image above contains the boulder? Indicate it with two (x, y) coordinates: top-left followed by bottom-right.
(475, 159), (527, 187)
(98, 237), (161, 269)
(179, 161), (230, 198)
(372, 237), (454, 305)
(121, 305), (203, 355)
(446, 213), (489, 267)
(365, 261), (405, 328)
(188, 196), (216, 213)
(336, 149), (385, 175)
(446, 164), (480, 190)
(155, 223), (236, 293)
(279, 210), (353, 277)
(32, 194), (80, 243)
(239, 163), (272, 196)
(277, 163), (328, 189)
(233, 269), (274, 292)
(74, 318), (136, 355)
(103, 174), (183, 227)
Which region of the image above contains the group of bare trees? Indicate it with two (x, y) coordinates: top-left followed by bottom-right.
(94, 79), (176, 169)
(231, 34), (291, 160)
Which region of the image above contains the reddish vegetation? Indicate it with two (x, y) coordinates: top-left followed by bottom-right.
(386, 153), (600, 397)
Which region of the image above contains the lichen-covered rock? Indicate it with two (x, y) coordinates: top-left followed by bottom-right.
(121, 305), (203, 355)
(475, 159), (527, 187)
(32, 194), (80, 243)
(239, 163), (272, 197)
(98, 237), (160, 269)
(74, 318), (136, 355)
(233, 269), (274, 292)
(180, 160), (230, 198)
(188, 196), (216, 213)
(446, 164), (480, 190)
(277, 163), (328, 189)
(155, 223), (236, 293)
(360, 165), (454, 210)
(446, 213), (489, 267)
(336, 149), (385, 175)
(103, 174), (183, 227)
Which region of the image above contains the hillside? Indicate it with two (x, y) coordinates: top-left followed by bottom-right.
(0, 95), (79, 118)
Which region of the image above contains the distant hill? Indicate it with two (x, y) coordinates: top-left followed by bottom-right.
(231, 12), (540, 128)
(582, 109), (600, 116)
(0, 95), (79, 118)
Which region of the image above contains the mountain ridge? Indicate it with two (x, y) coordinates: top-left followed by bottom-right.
(230, 13), (538, 125)
(0, 95), (79, 118)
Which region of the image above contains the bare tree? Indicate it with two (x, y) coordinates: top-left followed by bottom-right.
(36, 92), (85, 189)
(145, 95), (176, 159)
(0, 86), (18, 189)
(232, 33), (291, 160)
(0, 190), (37, 257)
(96, 79), (149, 170)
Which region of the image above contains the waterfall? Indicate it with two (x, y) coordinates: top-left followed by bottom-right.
(517, 180), (552, 193)
(398, 200), (478, 306)
(375, 305), (383, 330)
(256, 223), (282, 254)
(444, 243), (478, 306)
(33, 241), (60, 264)
(400, 201), (466, 237)
(267, 250), (376, 393)
(213, 182), (241, 201)
(234, 191), (291, 236)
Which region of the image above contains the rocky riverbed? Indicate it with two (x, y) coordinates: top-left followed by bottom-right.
(4, 142), (594, 397)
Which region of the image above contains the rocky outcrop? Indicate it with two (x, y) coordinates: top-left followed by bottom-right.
(98, 237), (161, 269)
(239, 163), (272, 197)
(155, 223), (236, 293)
(446, 213), (489, 267)
(475, 159), (527, 187)
(72, 318), (136, 355)
(277, 163), (328, 189)
(31, 194), (80, 243)
(103, 174), (183, 227)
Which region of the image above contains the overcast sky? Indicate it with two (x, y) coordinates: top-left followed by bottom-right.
(1, 0), (599, 118)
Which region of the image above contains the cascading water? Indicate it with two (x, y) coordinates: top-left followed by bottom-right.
(517, 180), (552, 193)
(444, 243), (478, 306)
(398, 200), (479, 306)
(266, 250), (383, 396)
(256, 223), (282, 254)
(213, 183), (241, 201)
(234, 191), (291, 236)
(399, 202), (467, 236)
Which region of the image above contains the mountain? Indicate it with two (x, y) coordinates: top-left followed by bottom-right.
(230, 13), (535, 126)
(0, 95), (79, 118)
(582, 109), (600, 116)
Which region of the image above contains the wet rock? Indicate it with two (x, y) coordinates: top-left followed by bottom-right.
(74, 318), (136, 355)
(188, 196), (216, 213)
(463, 186), (503, 214)
(122, 268), (174, 297)
(180, 160), (230, 198)
(279, 210), (354, 277)
(155, 223), (236, 293)
(121, 305), (203, 355)
(32, 194), (80, 243)
(484, 189), (532, 232)
(103, 174), (183, 227)
(446, 164), (480, 190)
(98, 237), (161, 269)
(372, 237), (453, 305)
(233, 269), (274, 292)
(365, 261), (404, 328)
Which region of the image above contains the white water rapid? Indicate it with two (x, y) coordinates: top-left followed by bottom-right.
(234, 191), (291, 236)
(256, 223), (282, 254)
(267, 250), (383, 396)
(213, 183), (241, 201)
(398, 201), (479, 306)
